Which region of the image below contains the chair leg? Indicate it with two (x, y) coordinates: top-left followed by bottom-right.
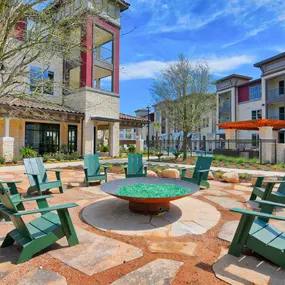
(58, 209), (79, 247)
(1, 233), (15, 248)
(56, 172), (64, 193)
(249, 192), (257, 201)
(17, 245), (35, 264)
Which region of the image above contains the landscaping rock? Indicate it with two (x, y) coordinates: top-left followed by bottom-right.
(162, 168), (180, 179)
(147, 170), (158, 178)
(111, 259), (183, 285)
(222, 172), (239, 183)
(208, 171), (214, 180)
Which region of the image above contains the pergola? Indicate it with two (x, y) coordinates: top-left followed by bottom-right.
(217, 119), (285, 164)
(217, 119), (285, 131)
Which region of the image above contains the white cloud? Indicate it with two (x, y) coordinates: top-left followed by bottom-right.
(120, 55), (255, 80)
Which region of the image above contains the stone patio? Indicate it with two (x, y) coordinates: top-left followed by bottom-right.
(0, 167), (284, 284)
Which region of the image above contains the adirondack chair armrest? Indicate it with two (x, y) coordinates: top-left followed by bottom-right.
(230, 208), (285, 222)
(46, 169), (64, 173)
(83, 166), (88, 170)
(13, 203), (78, 216)
(263, 180), (285, 184)
(124, 164), (128, 169)
(256, 200), (285, 209)
(103, 165), (109, 169)
(1, 180), (22, 184)
(13, 195), (53, 204)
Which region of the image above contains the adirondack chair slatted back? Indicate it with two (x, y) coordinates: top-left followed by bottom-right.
(192, 156), (213, 181)
(277, 176), (285, 194)
(84, 154), (100, 177)
(0, 183), (32, 239)
(24, 158), (47, 187)
(128, 154), (143, 176)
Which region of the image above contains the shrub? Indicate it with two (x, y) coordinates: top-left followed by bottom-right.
(20, 146), (37, 158)
(60, 144), (69, 153)
(272, 164), (282, 170)
(0, 156), (5, 165)
(173, 151), (182, 160)
(239, 173), (249, 180)
(215, 171), (224, 179)
(128, 145), (136, 153)
(100, 145), (109, 153)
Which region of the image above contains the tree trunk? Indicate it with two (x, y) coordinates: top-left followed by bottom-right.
(183, 131), (188, 160)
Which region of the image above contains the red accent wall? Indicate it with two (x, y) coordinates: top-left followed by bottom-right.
(14, 19), (27, 41)
(81, 21), (93, 88)
(81, 16), (120, 94)
(238, 80), (261, 103)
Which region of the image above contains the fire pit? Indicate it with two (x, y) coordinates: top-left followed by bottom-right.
(100, 177), (199, 214)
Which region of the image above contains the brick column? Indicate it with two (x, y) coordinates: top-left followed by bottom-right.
(109, 122), (119, 157)
(136, 128), (144, 153)
(83, 119), (94, 154)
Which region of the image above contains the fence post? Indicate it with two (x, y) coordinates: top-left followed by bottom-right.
(167, 140), (170, 156)
(260, 139), (262, 164)
(275, 139), (277, 164)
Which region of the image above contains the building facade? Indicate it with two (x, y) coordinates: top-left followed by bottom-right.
(0, 0), (140, 161)
(216, 52), (285, 143)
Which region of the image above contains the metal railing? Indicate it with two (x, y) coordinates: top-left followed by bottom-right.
(268, 87), (284, 100)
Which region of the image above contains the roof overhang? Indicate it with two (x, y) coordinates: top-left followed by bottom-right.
(217, 119), (285, 131)
(254, 52), (285, 68)
(91, 116), (120, 122)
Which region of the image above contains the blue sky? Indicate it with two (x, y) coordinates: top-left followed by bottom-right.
(119, 0), (285, 115)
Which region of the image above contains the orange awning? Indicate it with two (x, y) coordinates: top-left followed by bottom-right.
(217, 119), (285, 131)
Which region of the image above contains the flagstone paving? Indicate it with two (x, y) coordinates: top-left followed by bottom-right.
(82, 196), (221, 237)
(213, 248), (285, 285)
(111, 259), (184, 285)
(48, 227), (143, 276)
(0, 246), (19, 281)
(225, 190), (248, 196)
(205, 196), (245, 209)
(147, 240), (197, 256)
(193, 189), (229, 196)
(18, 268), (67, 285)
(218, 220), (239, 242)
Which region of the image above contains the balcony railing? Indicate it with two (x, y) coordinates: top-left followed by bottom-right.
(267, 115), (285, 120)
(267, 88), (284, 102)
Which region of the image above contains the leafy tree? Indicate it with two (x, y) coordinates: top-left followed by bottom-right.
(151, 54), (215, 160)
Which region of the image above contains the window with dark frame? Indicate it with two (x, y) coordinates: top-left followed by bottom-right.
(280, 107), (285, 120)
(68, 125), (78, 153)
(251, 109), (262, 120)
(279, 80), (284, 95)
(252, 134), (259, 147)
(30, 67), (55, 95)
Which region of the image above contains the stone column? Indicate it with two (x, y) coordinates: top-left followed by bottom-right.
(0, 118), (14, 162)
(259, 126), (275, 163)
(225, 129), (236, 149)
(83, 119), (94, 154)
(136, 127), (144, 153)
(109, 122), (119, 157)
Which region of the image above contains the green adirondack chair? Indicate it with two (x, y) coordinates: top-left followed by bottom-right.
(124, 154), (147, 178)
(84, 154), (108, 186)
(249, 177), (285, 203)
(0, 183), (79, 264)
(229, 200), (285, 268)
(23, 157), (64, 195)
(180, 156), (213, 188)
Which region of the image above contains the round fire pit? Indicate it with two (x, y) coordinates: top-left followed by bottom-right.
(100, 177), (199, 214)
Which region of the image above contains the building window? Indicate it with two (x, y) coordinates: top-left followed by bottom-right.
(155, 112), (161, 122)
(249, 85), (261, 101)
(202, 118), (209, 128)
(280, 107), (285, 120)
(280, 132), (285, 144)
(279, 81), (284, 95)
(252, 109), (262, 120)
(252, 134), (259, 147)
(30, 67), (55, 95)
(68, 125), (78, 153)
(161, 116), (166, 134)
(25, 122), (60, 154)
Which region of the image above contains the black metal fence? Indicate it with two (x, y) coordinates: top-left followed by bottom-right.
(146, 138), (277, 164)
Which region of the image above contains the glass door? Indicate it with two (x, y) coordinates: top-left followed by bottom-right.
(68, 125), (78, 153)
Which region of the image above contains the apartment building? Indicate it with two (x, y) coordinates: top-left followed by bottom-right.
(0, 1), (152, 162)
(216, 51), (285, 143)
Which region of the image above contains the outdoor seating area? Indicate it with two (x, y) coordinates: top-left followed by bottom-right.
(1, 155), (285, 284)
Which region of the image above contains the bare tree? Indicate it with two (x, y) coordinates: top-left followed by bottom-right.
(151, 54), (214, 160)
